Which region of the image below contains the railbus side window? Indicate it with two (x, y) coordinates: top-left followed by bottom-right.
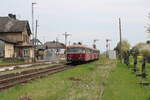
(82, 48), (86, 53)
(87, 49), (90, 53)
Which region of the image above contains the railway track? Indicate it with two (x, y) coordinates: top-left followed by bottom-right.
(0, 64), (74, 91)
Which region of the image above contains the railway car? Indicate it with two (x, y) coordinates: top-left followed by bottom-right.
(66, 45), (100, 63)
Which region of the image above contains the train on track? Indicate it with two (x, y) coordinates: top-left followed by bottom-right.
(66, 44), (100, 63)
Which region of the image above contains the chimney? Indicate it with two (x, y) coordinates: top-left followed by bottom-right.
(8, 13), (16, 20)
(93, 44), (96, 49)
(78, 42), (82, 45)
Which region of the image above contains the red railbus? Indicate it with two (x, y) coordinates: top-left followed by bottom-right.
(66, 45), (100, 63)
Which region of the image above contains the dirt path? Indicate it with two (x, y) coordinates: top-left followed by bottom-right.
(97, 61), (117, 100)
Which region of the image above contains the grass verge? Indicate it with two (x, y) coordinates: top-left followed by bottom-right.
(102, 63), (150, 100)
(0, 57), (115, 100)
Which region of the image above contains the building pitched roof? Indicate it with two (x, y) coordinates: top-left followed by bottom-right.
(44, 41), (66, 49)
(0, 17), (31, 34)
(0, 36), (16, 44)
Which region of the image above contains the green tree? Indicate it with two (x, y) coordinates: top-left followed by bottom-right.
(130, 47), (139, 72)
(133, 42), (150, 78)
(147, 13), (150, 33)
(115, 40), (130, 65)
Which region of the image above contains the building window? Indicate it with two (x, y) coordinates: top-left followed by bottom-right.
(23, 49), (29, 57)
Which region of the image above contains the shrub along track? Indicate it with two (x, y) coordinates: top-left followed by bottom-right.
(0, 64), (74, 91)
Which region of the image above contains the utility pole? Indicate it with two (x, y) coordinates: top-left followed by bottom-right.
(63, 32), (71, 46)
(32, 2), (36, 41)
(93, 39), (99, 49)
(56, 37), (59, 42)
(56, 37), (59, 54)
(56, 36), (59, 47)
(119, 18), (122, 62)
(106, 39), (111, 57)
(93, 39), (99, 44)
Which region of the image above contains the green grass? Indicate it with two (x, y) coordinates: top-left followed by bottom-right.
(0, 57), (116, 100)
(4, 57), (150, 100)
(102, 62), (150, 100)
(129, 56), (150, 82)
(0, 61), (24, 66)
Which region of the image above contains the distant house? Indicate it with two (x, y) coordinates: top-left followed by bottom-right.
(31, 38), (45, 60)
(0, 14), (34, 62)
(44, 41), (66, 61)
(44, 41), (65, 52)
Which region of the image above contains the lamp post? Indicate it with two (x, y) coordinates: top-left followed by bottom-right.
(63, 32), (71, 46)
(32, 2), (36, 41)
(32, 2), (37, 62)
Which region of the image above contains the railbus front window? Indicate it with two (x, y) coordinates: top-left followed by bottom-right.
(67, 48), (84, 53)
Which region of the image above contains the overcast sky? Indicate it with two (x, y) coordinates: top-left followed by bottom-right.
(0, 0), (150, 51)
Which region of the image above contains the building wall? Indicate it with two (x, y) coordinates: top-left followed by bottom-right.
(44, 49), (56, 61)
(14, 47), (19, 58)
(29, 48), (34, 58)
(0, 30), (33, 61)
(5, 43), (14, 58)
(0, 40), (5, 57)
(21, 47), (34, 62)
(22, 30), (30, 45)
(0, 31), (31, 46)
(0, 33), (22, 42)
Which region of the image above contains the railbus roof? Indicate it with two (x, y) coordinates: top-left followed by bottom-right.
(67, 45), (99, 51)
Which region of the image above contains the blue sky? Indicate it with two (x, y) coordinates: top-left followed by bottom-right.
(0, 0), (150, 51)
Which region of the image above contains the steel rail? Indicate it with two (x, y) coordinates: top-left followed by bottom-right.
(0, 65), (74, 90)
